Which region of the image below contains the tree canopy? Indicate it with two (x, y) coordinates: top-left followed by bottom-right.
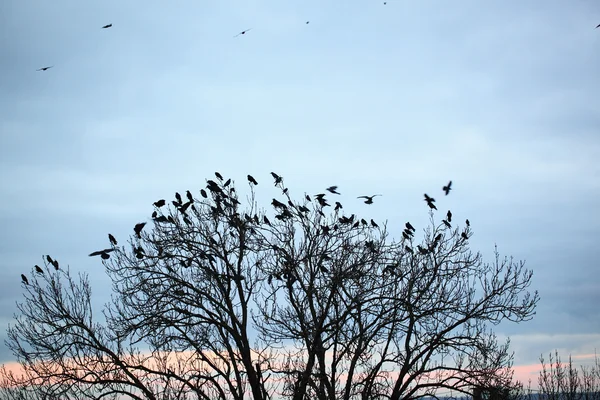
(1, 173), (539, 400)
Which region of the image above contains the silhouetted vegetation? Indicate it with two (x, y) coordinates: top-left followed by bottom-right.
(1, 173), (539, 399)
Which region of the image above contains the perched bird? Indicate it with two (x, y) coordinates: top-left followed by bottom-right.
(405, 245), (413, 254)
(108, 233), (117, 246)
(186, 190), (193, 202)
(36, 66), (53, 71)
(443, 220), (451, 229)
(447, 210), (452, 223)
(263, 215), (271, 226)
(234, 28), (253, 37)
(134, 222), (146, 238)
(305, 194), (311, 202)
(466, 219), (470, 227)
(175, 192), (182, 204)
(21, 274), (29, 285)
(224, 178), (231, 187)
(405, 222), (415, 232)
(215, 172), (223, 180)
(35, 265), (44, 274)
(154, 199), (166, 207)
(200, 189), (208, 198)
(357, 194), (382, 204)
(461, 232), (468, 240)
(247, 175), (258, 185)
(326, 186), (340, 195)
(46, 255), (54, 264)
(371, 219), (379, 228)
(101, 23), (112, 29)
(271, 172), (283, 184)
(443, 181), (452, 195)
(335, 201), (343, 211)
(272, 199), (286, 209)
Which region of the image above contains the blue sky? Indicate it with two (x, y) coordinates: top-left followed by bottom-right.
(1, 0), (599, 382)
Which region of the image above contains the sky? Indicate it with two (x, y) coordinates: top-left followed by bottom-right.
(1, 0), (599, 388)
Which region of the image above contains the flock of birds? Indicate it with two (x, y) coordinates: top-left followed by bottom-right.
(20, 173), (469, 286)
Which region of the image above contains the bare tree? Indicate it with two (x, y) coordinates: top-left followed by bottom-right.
(1, 174), (539, 399)
(537, 350), (600, 400)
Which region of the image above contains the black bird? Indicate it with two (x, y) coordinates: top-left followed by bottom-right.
(263, 215), (271, 226)
(21, 274), (29, 285)
(200, 189), (208, 198)
(335, 201), (342, 211)
(405, 222), (415, 232)
(175, 192), (182, 203)
(466, 219), (470, 227)
(154, 199), (166, 207)
(424, 194), (435, 203)
(443, 181), (452, 195)
(89, 248), (115, 257)
(357, 194), (382, 204)
(234, 28), (253, 37)
(186, 190), (193, 202)
(36, 66), (53, 71)
(402, 231), (411, 241)
(224, 178), (231, 187)
(461, 232), (468, 240)
(305, 194), (311, 202)
(405, 245), (413, 254)
(306, 21), (310, 24)
(371, 219), (379, 228)
(272, 199), (286, 209)
(108, 234), (117, 246)
(417, 245), (428, 255)
(102, 23), (112, 29)
(271, 172), (283, 184)
(35, 265), (43, 274)
(596, 24), (600, 28)
(215, 172), (223, 180)
(443, 220), (452, 229)
(248, 175), (258, 185)
(447, 210), (452, 222)
(326, 186), (340, 195)
(46, 255), (53, 264)
(134, 222), (146, 238)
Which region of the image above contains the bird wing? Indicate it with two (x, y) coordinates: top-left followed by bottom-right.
(357, 196), (368, 199)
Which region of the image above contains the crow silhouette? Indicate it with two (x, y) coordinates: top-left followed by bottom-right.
(424, 194), (435, 203)
(335, 201), (342, 211)
(186, 190), (193, 202)
(46, 255), (53, 264)
(443, 181), (452, 195)
(326, 186), (340, 195)
(466, 219), (470, 227)
(215, 172), (223, 180)
(305, 194), (311, 202)
(21, 274), (29, 285)
(108, 233), (117, 246)
(234, 28), (253, 37)
(596, 24), (600, 28)
(371, 219), (379, 228)
(247, 175), (258, 185)
(36, 66), (53, 71)
(447, 210), (452, 222)
(443, 220), (451, 229)
(102, 23), (112, 29)
(263, 216), (271, 226)
(405, 222), (415, 232)
(405, 245), (413, 254)
(200, 189), (208, 198)
(154, 199), (166, 207)
(357, 194), (381, 204)
(175, 192), (182, 203)
(134, 222), (146, 238)
(89, 248), (115, 257)
(35, 265), (44, 274)
(271, 172), (283, 184)
(272, 199), (286, 209)
(461, 232), (468, 240)
(224, 178), (231, 187)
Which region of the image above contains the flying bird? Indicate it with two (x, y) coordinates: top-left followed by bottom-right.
(271, 172), (283, 185)
(234, 28), (253, 37)
(306, 21), (310, 24)
(134, 222), (146, 238)
(442, 181), (452, 195)
(89, 248), (115, 259)
(101, 23), (112, 29)
(247, 175), (258, 185)
(357, 194), (382, 204)
(108, 233), (117, 246)
(21, 274), (29, 285)
(326, 186), (340, 195)
(36, 66), (53, 71)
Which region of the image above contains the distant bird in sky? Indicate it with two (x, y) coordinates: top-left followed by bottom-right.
(596, 24), (600, 28)
(306, 21), (310, 24)
(36, 66), (53, 71)
(234, 28), (252, 37)
(326, 186), (340, 195)
(101, 23), (112, 29)
(357, 194), (381, 204)
(442, 181), (452, 195)
(89, 248), (115, 260)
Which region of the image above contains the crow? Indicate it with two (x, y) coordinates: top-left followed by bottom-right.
(224, 178), (231, 187)
(36, 66), (53, 71)
(101, 23), (112, 29)
(405, 245), (413, 254)
(46, 255), (53, 264)
(263, 216), (271, 225)
(466, 219), (470, 227)
(200, 189), (208, 198)
(272, 199), (286, 209)
(175, 192), (182, 203)
(234, 28), (253, 37)
(305, 194), (311, 202)
(357, 194), (382, 204)
(461, 232), (468, 240)
(424, 194), (435, 203)
(186, 190), (193, 202)
(443, 220), (451, 229)
(447, 210), (452, 223)
(326, 186), (340, 195)
(21, 274), (29, 285)
(371, 219), (379, 228)
(89, 248), (115, 257)
(443, 181), (452, 195)
(35, 265), (44, 274)
(108, 233), (117, 246)
(154, 199), (166, 207)
(134, 222), (146, 238)
(247, 175), (258, 185)
(271, 172), (283, 184)
(215, 172), (223, 180)
(335, 201), (342, 211)
(405, 222), (415, 232)
(596, 24), (600, 28)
